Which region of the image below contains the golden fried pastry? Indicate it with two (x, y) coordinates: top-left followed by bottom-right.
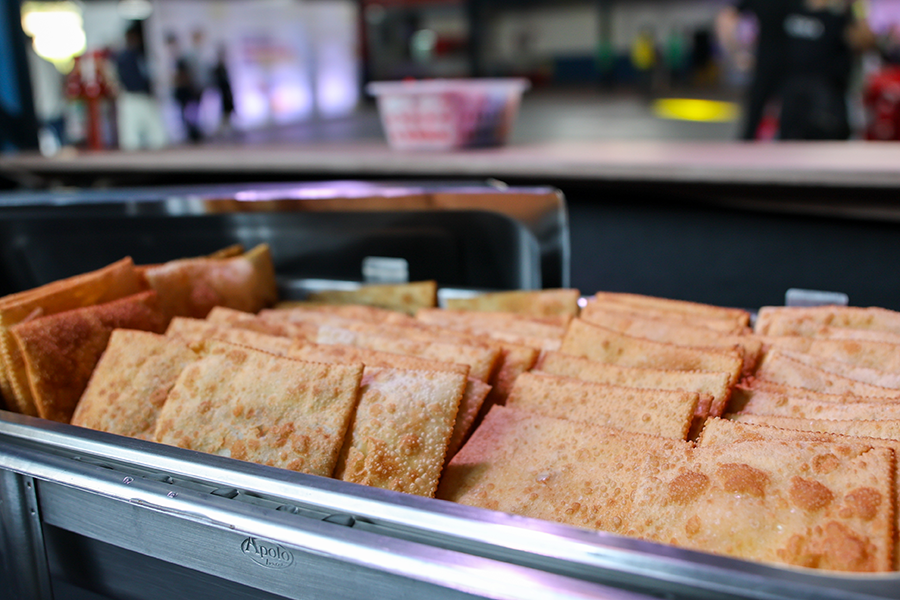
(72, 330), (197, 439)
(289, 343), (489, 463)
(334, 366), (465, 497)
(507, 372), (697, 440)
(755, 351), (900, 398)
(166, 317), (293, 355)
(586, 292), (751, 331)
(0, 257), (144, 415)
(755, 306), (900, 336)
(154, 340), (363, 477)
(561, 319), (743, 386)
(300, 280), (437, 315)
(11, 291), (167, 423)
(443, 288), (581, 317)
(143, 243), (277, 319)
(538, 351), (733, 418)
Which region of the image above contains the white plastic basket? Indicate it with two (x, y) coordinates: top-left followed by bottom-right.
(367, 78), (530, 151)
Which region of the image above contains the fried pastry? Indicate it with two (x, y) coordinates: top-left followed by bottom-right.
(333, 366), (465, 497)
(71, 330), (197, 439)
(507, 372), (698, 440)
(578, 306), (761, 375)
(289, 342), (489, 462)
(154, 341), (363, 477)
(166, 317), (293, 355)
(537, 351), (732, 418)
(0, 257), (144, 415)
(443, 289), (581, 317)
(11, 291), (167, 423)
(561, 319), (743, 386)
(728, 413), (900, 442)
(755, 351), (900, 398)
(586, 292), (751, 331)
(699, 417), (900, 569)
(143, 243), (277, 319)
(755, 306), (900, 336)
(301, 280), (437, 315)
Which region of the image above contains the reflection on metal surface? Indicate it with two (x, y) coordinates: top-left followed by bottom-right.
(362, 256), (409, 284)
(0, 181), (567, 292)
(10, 429), (648, 599)
(785, 288), (850, 308)
(0, 413), (895, 600)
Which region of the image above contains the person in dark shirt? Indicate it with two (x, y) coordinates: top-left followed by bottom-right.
(717, 0), (792, 140)
(114, 22), (166, 150)
(212, 45), (235, 135)
(116, 24), (151, 95)
(779, 0), (875, 140)
(166, 32), (202, 143)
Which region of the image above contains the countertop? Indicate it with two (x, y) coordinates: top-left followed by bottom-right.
(3, 140), (900, 188)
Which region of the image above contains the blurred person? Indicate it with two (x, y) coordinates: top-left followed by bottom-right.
(717, 0), (792, 140)
(779, 0), (876, 140)
(212, 45), (235, 135)
(881, 23), (900, 64)
(186, 29), (211, 94)
(114, 22), (166, 151)
(690, 29), (718, 86)
(166, 33), (202, 143)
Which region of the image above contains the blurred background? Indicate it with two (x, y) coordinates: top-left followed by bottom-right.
(3, 0), (900, 154)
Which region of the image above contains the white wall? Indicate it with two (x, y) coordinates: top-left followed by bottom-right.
(144, 0), (359, 139)
(81, 0), (130, 52)
(487, 0), (729, 63)
(609, 0), (728, 50)
(489, 4), (599, 64)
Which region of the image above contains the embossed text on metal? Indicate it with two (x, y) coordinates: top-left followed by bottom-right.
(240, 537), (294, 569)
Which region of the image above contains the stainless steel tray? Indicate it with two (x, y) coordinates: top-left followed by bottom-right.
(0, 180), (568, 295)
(0, 181), (895, 600)
(1, 412), (896, 600)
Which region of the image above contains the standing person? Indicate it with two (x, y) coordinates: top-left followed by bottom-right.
(186, 29), (210, 95)
(779, 0), (875, 140)
(716, 1), (792, 140)
(166, 33), (202, 143)
(212, 45), (235, 135)
(114, 22), (167, 151)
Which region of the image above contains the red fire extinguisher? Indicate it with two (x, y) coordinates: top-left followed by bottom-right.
(65, 50), (116, 150)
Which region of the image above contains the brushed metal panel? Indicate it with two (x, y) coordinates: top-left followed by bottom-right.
(36, 480), (642, 600)
(1, 413), (895, 600)
(0, 471), (52, 600)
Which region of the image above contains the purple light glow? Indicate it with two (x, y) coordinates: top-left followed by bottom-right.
(233, 182), (421, 202)
(869, 0), (900, 33)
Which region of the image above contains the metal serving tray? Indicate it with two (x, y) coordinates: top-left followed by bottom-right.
(0, 180), (568, 295)
(0, 182), (895, 600)
(1, 411), (897, 600)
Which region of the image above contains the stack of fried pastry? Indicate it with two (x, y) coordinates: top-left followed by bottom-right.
(5, 262), (900, 574)
(73, 281), (524, 498)
(0, 244), (276, 424)
(437, 294), (899, 573)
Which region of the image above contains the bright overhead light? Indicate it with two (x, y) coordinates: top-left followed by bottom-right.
(21, 1), (86, 65)
(117, 0), (153, 20)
